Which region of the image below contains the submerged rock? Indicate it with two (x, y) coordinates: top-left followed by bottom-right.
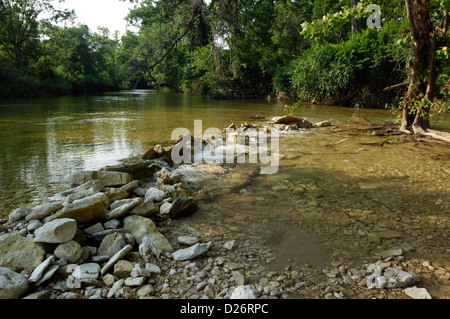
(274, 116), (302, 125)
(170, 197), (198, 219)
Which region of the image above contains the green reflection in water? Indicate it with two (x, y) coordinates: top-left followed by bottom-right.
(0, 90), (448, 216)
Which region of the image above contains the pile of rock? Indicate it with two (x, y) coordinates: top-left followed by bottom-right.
(0, 166), (207, 299)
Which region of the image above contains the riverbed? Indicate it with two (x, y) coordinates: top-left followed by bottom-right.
(0, 90), (449, 298)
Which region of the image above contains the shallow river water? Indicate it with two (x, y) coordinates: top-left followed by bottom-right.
(0, 90), (449, 297)
(3, 89), (447, 214)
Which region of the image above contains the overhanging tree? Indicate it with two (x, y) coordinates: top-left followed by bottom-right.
(399, 0), (450, 141)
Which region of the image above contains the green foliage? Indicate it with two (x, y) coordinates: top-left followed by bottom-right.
(1, 0), (448, 125)
(0, 0), (123, 98)
(290, 24), (407, 107)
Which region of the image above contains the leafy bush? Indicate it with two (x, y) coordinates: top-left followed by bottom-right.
(289, 24), (408, 108)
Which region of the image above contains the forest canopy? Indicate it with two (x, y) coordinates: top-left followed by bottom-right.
(0, 0), (449, 124)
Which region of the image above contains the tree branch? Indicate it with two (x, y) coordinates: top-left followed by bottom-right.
(147, 5), (201, 75)
(383, 82), (409, 91)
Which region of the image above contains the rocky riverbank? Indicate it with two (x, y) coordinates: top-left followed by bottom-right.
(0, 116), (447, 299)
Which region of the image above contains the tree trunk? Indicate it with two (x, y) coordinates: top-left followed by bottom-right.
(351, 0), (363, 34)
(400, 0), (450, 143)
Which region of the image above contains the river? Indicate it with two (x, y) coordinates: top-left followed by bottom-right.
(1, 90), (449, 298)
(0, 90), (448, 215)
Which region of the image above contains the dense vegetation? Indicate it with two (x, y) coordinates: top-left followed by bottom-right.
(1, 0), (449, 122)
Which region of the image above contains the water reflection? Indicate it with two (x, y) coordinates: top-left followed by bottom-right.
(0, 90), (448, 217)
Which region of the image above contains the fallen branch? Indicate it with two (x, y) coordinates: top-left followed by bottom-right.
(383, 83), (409, 92)
(334, 138), (348, 145)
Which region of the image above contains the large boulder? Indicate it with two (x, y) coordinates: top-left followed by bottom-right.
(0, 267), (29, 299)
(273, 116), (313, 128)
(45, 193), (107, 224)
(101, 162), (152, 180)
(123, 216), (173, 253)
(274, 115), (303, 124)
(0, 233), (46, 273)
(34, 218), (77, 244)
(69, 171), (133, 187)
(60, 180), (105, 203)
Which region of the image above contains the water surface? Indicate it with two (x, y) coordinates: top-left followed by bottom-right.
(0, 90), (448, 216)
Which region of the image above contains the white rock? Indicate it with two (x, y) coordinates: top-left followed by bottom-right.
(104, 219), (121, 230)
(60, 180), (104, 203)
(28, 256), (55, 283)
(67, 263), (101, 289)
(145, 264), (161, 275)
(139, 236), (161, 259)
(34, 218), (77, 244)
(177, 236), (199, 246)
(123, 215), (173, 252)
(384, 267), (418, 288)
(54, 241), (83, 263)
(120, 180), (139, 192)
(100, 244), (133, 275)
(84, 222), (105, 235)
(107, 198), (141, 220)
(145, 188), (167, 202)
(404, 286), (432, 299)
(172, 242), (212, 261)
(0, 267), (29, 299)
(35, 265), (59, 286)
(125, 277), (146, 287)
(223, 240), (236, 250)
(98, 233), (127, 257)
(137, 284), (155, 297)
(159, 202), (173, 217)
(26, 220), (43, 232)
(25, 202), (63, 221)
(76, 263), (101, 281)
(8, 207), (30, 223)
(107, 279), (124, 298)
(230, 285), (256, 299)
